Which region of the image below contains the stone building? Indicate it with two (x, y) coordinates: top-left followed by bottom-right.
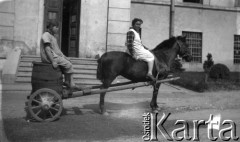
(0, 0), (240, 72)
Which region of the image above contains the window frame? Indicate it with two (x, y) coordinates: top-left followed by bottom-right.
(234, 35), (240, 64)
(183, 0), (203, 4)
(236, 0), (240, 7)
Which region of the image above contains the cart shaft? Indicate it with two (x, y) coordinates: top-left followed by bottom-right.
(70, 77), (180, 98)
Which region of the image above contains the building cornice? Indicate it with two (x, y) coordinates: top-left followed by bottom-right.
(131, 0), (240, 12)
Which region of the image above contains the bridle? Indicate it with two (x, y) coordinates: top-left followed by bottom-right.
(176, 39), (189, 58)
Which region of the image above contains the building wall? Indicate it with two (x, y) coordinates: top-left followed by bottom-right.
(79, 0), (108, 58)
(131, 0), (240, 72)
(131, 3), (170, 50)
(79, 0), (131, 58)
(0, 0), (15, 57)
(0, 0), (44, 57)
(0, 0), (130, 59)
(14, 0), (43, 55)
(107, 0), (131, 52)
(0, 0), (111, 58)
(205, 0), (235, 7)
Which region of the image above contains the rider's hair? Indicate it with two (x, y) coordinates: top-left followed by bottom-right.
(132, 18), (143, 26)
(46, 20), (59, 29)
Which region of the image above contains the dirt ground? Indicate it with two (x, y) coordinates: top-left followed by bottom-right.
(1, 85), (240, 142)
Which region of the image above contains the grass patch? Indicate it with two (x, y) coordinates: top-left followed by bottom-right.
(170, 72), (240, 92)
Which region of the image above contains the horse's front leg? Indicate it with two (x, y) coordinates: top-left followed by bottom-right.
(150, 83), (161, 113)
(99, 91), (108, 115)
(99, 78), (114, 115)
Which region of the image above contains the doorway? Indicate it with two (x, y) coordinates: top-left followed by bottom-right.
(61, 0), (80, 57)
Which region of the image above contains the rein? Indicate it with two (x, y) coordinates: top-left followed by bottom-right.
(176, 39), (188, 58)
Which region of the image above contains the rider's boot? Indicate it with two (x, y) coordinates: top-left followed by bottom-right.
(146, 60), (156, 81)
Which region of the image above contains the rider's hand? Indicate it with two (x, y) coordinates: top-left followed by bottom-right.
(144, 45), (149, 50)
(52, 62), (58, 68)
(65, 56), (71, 62)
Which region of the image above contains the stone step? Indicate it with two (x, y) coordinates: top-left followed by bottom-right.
(17, 65), (97, 72)
(16, 76), (129, 84)
(21, 55), (97, 62)
(16, 74), (127, 81)
(17, 73), (97, 79)
(18, 67), (98, 73)
(18, 67), (32, 72)
(16, 56), (102, 86)
(16, 71), (127, 79)
(17, 69), (97, 77)
(15, 77), (100, 83)
(19, 62), (97, 69)
(20, 59), (98, 65)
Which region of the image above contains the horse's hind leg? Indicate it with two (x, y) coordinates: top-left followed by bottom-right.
(100, 91), (107, 115)
(150, 83), (161, 113)
(99, 78), (115, 115)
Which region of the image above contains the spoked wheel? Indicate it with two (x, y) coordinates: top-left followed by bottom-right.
(27, 88), (63, 122)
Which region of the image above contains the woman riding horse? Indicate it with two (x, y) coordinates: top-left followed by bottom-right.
(97, 33), (192, 115)
(125, 18), (155, 81)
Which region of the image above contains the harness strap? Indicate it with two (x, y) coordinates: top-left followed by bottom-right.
(152, 53), (170, 76)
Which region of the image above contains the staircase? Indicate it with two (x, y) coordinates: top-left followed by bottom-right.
(16, 55), (129, 88)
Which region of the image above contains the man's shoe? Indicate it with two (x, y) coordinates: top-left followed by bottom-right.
(63, 82), (70, 88)
(71, 85), (85, 91)
(146, 74), (156, 81)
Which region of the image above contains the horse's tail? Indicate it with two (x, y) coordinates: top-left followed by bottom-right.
(96, 57), (103, 81)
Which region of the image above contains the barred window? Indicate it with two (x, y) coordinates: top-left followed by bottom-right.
(182, 31), (202, 63)
(234, 35), (240, 64)
(183, 0), (203, 4)
(236, 0), (240, 7)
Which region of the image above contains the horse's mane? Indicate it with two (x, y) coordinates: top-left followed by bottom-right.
(152, 36), (177, 51)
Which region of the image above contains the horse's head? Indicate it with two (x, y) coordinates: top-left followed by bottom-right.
(176, 36), (192, 62)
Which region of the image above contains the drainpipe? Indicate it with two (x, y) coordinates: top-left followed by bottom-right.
(105, 0), (109, 52)
(170, 0), (175, 38)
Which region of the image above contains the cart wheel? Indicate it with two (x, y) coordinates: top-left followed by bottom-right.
(27, 88), (63, 122)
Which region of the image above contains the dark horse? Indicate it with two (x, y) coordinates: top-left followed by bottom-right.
(96, 35), (192, 114)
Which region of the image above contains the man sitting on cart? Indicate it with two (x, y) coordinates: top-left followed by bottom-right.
(40, 20), (82, 90)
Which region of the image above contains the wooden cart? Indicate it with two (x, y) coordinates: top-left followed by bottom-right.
(26, 62), (179, 122)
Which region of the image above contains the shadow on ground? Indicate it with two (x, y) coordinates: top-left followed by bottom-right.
(2, 98), (176, 142)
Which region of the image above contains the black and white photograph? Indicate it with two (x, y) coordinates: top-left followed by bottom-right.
(0, 0), (240, 141)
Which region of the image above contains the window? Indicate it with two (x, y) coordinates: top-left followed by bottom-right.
(182, 31), (202, 63)
(234, 35), (240, 64)
(235, 0), (240, 7)
(183, 0), (203, 4)
(48, 12), (57, 20)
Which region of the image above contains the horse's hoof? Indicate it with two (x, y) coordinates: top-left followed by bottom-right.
(102, 111), (109, 116)
(99, 109), (109, 116)
(100, 110), (109, 116)
(152, 109), (159, 113)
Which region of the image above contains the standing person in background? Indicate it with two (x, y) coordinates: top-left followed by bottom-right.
(40, 21), (82, 90)
(125, 18), (156, 81)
